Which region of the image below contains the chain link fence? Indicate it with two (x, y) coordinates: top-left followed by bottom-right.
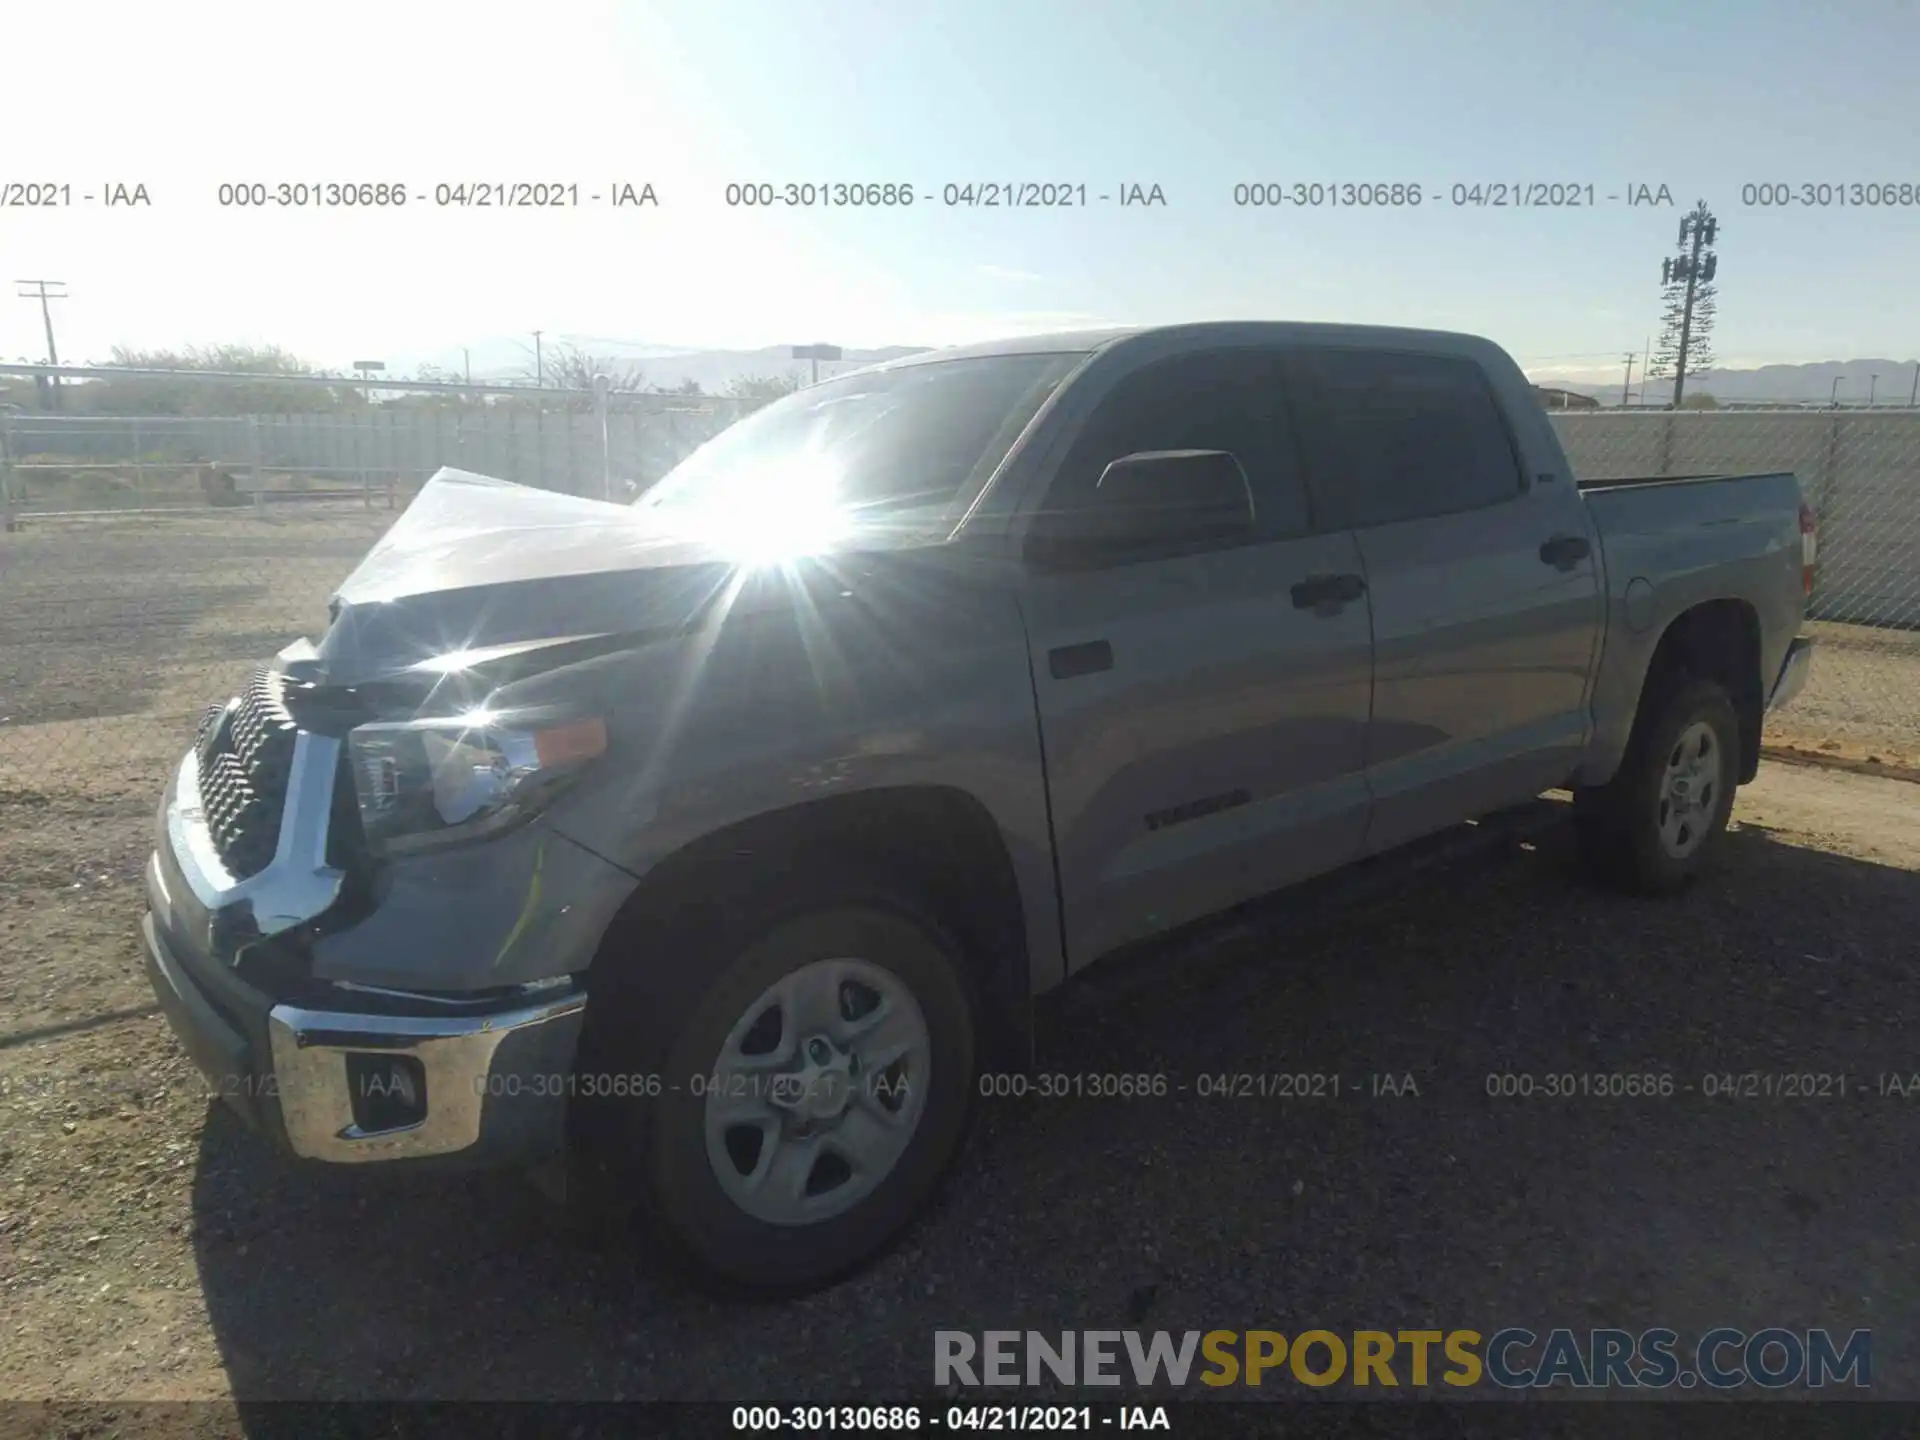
(0, 396), (754, 797)
(1549, 407), (1920, 771)
(2, 402), (1917, 805)
(0, 400), (754, 514)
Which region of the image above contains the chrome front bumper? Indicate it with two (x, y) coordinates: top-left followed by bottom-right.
(145, 673), (592, 1167)
(267, 990), (586, 1163)
(1767, 635), (1815, 713)
(144, 853), (589, 1165)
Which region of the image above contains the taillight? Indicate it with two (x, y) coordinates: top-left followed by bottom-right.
(1799, 501), (1818, 598)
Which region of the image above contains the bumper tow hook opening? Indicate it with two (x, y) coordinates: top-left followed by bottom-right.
(344, 1053), (429, 1135)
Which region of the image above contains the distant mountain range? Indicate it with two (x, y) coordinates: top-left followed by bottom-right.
(1531, 359), (1920, 407)
(404, 340), (931, 393)
(403, 340), (1920, 407)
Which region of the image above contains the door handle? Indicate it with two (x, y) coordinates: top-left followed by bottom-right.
(1539, 534), (1591, 568)
(1290, 572), (1367, 610)
(1048, 639), (1113, 680)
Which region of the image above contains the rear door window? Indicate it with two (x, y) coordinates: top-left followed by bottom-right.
(1285, 350), (1525, 530)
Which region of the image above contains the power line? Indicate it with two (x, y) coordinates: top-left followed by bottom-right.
(554, 333), (696, 353)
(13, 279), (68, 411)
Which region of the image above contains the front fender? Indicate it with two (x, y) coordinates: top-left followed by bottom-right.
(530, 557), (1067, 996)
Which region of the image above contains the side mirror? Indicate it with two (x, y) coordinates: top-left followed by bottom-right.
(1034, 449), (1256, 567)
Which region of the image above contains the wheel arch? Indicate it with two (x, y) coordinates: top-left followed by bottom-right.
(579, 784), (1037, 1074)
(1626, 597), (1766, 785)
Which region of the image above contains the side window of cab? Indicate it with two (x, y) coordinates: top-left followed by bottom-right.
(1028, 348), (1315, 564)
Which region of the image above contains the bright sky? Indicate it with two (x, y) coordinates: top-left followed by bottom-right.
(4, 0), (1916, 385)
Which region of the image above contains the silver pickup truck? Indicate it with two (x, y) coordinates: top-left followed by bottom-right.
(142, 322), (1816, 1292)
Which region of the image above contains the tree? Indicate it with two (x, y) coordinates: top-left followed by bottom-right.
(523, 342), (647, 394)
(379, 363), (485, 411)
(1679, 392), (1720, 410)
(652, 377), (704, 396)
(726, 372), (803, 403)
(76, 343), (348, 414)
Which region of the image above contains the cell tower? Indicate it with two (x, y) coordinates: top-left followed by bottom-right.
(1648, 203), (1719, 409)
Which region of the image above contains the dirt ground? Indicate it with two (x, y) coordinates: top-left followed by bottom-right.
(0, 509), (390, 766)
(1767, 621), (1920, 777)
(0, 760), (1916, 1406)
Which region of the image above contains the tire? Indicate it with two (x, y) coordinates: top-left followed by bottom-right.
(577, 875), (979, 1294)
(1573, 676), (1741, 895)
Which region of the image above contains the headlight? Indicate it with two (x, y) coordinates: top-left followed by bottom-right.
(346, 708), (607, 854)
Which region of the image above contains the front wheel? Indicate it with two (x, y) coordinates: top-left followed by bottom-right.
(1574, 677), (1741, 894)
(600, 897), (978, 1293)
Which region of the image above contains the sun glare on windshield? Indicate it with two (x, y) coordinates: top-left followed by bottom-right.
(663, 453), (854, 565)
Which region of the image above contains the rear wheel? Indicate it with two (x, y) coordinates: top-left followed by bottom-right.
(1574, 677), (1740, 894)
(580, 882), (978, 1294)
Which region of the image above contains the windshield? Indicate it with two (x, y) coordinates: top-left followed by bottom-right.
(635, 352), (1082, 540)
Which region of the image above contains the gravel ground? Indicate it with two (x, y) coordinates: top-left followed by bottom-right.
(0, 510), (386, 757)
(1766, 621), (1920, 776)
(1, 761), (1917, 1404)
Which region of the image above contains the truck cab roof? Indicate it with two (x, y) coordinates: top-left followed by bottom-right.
(876, 320), (1511, 371)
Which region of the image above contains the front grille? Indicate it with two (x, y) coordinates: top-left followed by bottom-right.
(196, 666), (300, 880)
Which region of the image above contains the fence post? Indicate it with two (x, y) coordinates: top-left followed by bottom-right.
(0, 409), (16, 530)
(1811, 409), (1845, 617)
(594, 375), (611, 501)
(250, 416), (264, 514)
(565, 401), (578, 494)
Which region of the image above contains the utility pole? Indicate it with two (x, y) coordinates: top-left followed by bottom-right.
(1867, 373), (1878, 408)
(533, 330), (544, 387)
(1621, 352), (1637, 407)
(1830, 377), (1843, 409)
(1908, 361), (1918, 408)
(14, 279), (68, 410)
(462, 348), (472, 386)
(1652, 203), (1719, 409)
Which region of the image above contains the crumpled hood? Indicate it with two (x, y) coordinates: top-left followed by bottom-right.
(312, 467), (743, 686)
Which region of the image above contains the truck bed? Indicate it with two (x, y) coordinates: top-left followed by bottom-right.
(1572, 466), (1809, 788)
(1576, 471), (1793, 492)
